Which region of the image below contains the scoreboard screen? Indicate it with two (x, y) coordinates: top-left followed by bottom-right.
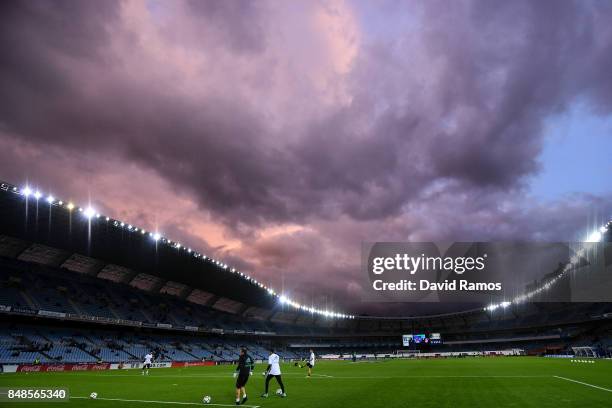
(429, 333), (443, 344)
(401, 334), (412, 346)
(401, 333), (443, 346)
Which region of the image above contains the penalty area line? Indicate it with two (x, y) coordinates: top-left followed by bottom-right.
(71, 396), (260, 407)
(553, 376), (612, 393)
(304, 375), (549, 379)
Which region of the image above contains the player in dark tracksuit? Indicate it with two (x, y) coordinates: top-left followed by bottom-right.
(234, 348), (254, 405)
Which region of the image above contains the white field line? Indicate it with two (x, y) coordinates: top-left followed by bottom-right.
(72, 396), (260, 407)
(303, 375), (550, 379)
(40, 373), (551, 380)
(553, 376), (612, 393)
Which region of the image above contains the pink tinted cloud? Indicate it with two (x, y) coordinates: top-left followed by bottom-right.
(1, 0), (612, 314)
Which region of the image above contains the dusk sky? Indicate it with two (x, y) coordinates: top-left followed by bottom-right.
(1, 0), (611, 314)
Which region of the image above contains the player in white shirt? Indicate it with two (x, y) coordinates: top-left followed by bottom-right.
(261, 349), (286, 398)
(142, 352), (153, 375)
(306, 349), (315, 378)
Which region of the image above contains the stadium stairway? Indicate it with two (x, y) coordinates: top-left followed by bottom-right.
(74, 344), (100, 362)
(181, 348), (201, 361)
(37, 349), (55, 363)
(106, 305), (124, 320)
(67, 298), (85, 315)
(19, 290), (37, 310)
(119, 348), (140, 360)
(167, 312), (183, 326)
(139, 308), (154, 324)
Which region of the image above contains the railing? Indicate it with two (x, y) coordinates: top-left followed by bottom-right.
(0, 304), (276, 336)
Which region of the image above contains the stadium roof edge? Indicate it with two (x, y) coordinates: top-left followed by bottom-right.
(0, 180), (354, 319)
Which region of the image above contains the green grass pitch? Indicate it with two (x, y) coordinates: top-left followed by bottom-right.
(1, 357), (611, 407)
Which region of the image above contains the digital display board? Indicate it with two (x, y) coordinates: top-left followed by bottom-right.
(401, 334), (412, 346)
(401, 333), (443, 346)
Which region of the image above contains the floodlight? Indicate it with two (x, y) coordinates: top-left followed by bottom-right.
(586, 231), (601, 242)
(83, 207), (96, 219)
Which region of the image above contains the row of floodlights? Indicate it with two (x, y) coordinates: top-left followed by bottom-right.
(485, 221), (611, 312)
(278, 295), (354, 318)
(6, 183), (355, 319)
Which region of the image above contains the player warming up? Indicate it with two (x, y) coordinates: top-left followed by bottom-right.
(142, 351), (153, 375)
(233, 347), (254, 405)
(306, 348), (315, 377)
(261, 348), (286, 398)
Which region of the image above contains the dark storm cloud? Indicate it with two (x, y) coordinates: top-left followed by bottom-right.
(0, 0), (117, 103)
(2, 0), (611, 225)
(0, 0), (611, 313)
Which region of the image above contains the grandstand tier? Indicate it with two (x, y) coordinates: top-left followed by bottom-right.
(1, 182), (611, 366)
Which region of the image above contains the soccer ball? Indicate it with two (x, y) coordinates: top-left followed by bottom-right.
(276, 388), (283, 395)
(202, 395), (212, 404)
(90, 392), (98, 399)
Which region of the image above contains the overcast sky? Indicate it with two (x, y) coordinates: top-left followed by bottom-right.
(1, 0), (611, 315)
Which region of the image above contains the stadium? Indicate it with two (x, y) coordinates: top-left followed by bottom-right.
(1, 181), (611, 407)
(2, 1), (612, 407)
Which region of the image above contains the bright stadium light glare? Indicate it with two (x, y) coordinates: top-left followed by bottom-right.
(22, 186), (32, 197)
(586, 230), (601, 242)
(46, 195), (55, 204)
(83, 207), (96, 219)
(153, 233), (161, 241)
(34, 190), (42, 200)
(66, 202), (75, 210)
(486, 219), (611, 315)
